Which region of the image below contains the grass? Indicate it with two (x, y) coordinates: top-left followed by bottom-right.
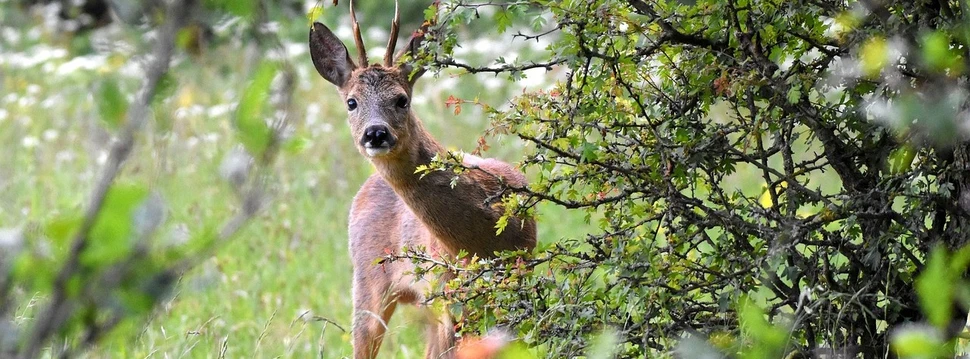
(0, 4), (590, 358)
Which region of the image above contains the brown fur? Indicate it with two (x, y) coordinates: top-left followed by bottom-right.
(309, 22), (536, 359)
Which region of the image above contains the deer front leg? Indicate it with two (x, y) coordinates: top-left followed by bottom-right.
(351, 269), (398, 359)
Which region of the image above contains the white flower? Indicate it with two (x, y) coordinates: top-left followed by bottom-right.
(0, 228), (23, 253)
(219, 148), (252, 188)
(305, 103), (320, 126)
(55, 54), (107, 75)
(206, 103), (233, 118)
(165, 223), (190, 247)
(55, 150), (74, 163)
(43, 129), (58, 141)
(21, 136), (39, 148)
(1, 27), (19, 45)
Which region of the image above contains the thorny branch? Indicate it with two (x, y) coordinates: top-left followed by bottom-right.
(434, 58), (565, 75)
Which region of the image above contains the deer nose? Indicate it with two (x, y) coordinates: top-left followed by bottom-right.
(361, 125), (394, 149)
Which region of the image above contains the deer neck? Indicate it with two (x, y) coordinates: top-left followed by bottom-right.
(370, 117), (479, 249)
(370, 118), (444, 189)
(366, 114), (534, 257)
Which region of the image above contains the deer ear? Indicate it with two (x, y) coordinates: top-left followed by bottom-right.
(309, 22), (357, 88)
(395, 25), (430, 86)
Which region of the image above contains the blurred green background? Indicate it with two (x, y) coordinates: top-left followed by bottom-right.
(0, 0), (588, 357)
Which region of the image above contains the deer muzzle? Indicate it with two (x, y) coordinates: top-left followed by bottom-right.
(360, 124), (396, 157)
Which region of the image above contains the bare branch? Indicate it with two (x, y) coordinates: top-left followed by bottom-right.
(434, 58), (564, 75)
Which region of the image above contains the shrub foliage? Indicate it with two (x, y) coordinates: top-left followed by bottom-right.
(423, 0), (970, 356)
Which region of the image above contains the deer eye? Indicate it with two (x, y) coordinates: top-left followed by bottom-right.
(347, 98), (358, 111)
(395, 95), (409, 109)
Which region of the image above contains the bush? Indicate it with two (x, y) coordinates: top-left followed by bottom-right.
(421, 0), (970, 356)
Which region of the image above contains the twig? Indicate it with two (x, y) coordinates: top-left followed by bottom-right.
(434, 58), (564, 75)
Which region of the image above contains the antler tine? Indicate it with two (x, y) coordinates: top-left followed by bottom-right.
(349, 0), (368, 66)
(384, 0), (400, 67)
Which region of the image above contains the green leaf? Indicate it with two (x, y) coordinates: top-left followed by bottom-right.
(495, 10), (513, 34)
(786, 86), (801, 104)
(738, 297), (787, 359)
(888, 145), (917, 175)
(282, 135), (310, 155)
(82, 183), (150, 267)
(11, 252), (54, 292)
(235, 61), (277, 157)
(306, 5), (324, 25)
(498, 341), (535, 359)
(45, 215), (82, 246)
(495, 214), (509, 235)
(205, 0), (255, 19)
(860, 37), (889, 78)
(98, 77), (128, 129)
(530, 14), (547, 32)
(949, 244), (970, 274)
(176, 27), (196, 52)
(580, 142), (598, 162)
(921, 31), (962, 73)
(424, 2), (439, 23)
(891, 324), (945, 358)
(916, 247), (953, 329)
(152, 72), (178, 106)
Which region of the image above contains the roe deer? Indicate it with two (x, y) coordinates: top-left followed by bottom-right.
(308, 2), (537, 358)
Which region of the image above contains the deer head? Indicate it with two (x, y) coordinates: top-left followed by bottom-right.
(308, 0), (429, 160)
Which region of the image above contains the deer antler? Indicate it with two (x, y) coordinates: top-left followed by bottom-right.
(349, 0), (367, 66)
(384, 0), (400, 67)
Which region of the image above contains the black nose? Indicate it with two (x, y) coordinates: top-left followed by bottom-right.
(361, 125), (393, 148)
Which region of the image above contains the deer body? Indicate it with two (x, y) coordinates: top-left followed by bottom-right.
(309, 8), (536, 359)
